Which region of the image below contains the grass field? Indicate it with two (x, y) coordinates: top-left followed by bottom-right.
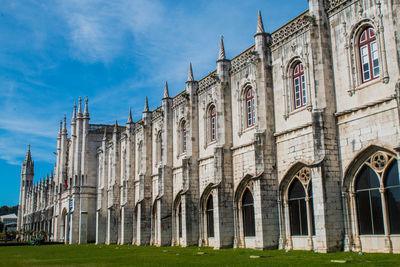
(1, 244), (399, 266)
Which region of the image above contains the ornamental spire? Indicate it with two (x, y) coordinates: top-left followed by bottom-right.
(77, 97), (82, 116)
(63, 115), (67, 133)
(144, 96), (149, 112)
(103, 128), (107, 140)
(256, 10), (265, 34)
(163, 81), (170, 98)
(114, 120), (118, 133)
(72, 102), (77, 120)
(25, 144), (32, 162)
(83, 96), (89, 117)
(187, 63), (194, 82)
(127, 107), (133, 124)
(218, 35), (226, 60)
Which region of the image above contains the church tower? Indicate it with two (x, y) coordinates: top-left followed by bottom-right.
(17, 145), (34, 235)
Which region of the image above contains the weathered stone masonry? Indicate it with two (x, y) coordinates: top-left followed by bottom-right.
(18, 0), (400, 253)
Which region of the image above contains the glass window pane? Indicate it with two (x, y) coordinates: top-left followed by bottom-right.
(206, 196), (214, 237)
(300, 199), (308, 235)
(356, 190), (373, 234)
(178, 204), (182, 238)
(385, 161), (400, 187)
(370, 189), (384, 234)
(289, 199), (301, 235)
(356, 165), (380, 190)
(387, 187), (400, 234)
(242, 189), (255, 237)
(289, 179), (306, 199)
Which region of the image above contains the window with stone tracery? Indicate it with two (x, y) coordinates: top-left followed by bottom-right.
(246, 88), (255, 128)
(206, 195), (214, 238)
(292, 62), (307, 109)
(353, 152), (400, 235)
(156, 131), (163, 164)
(180, 120), (187, 153)
(358, 27), (379, 83)
(286, 167), (315, 237)
(206, 104), (217, 143)
(242, 188), (255, 237)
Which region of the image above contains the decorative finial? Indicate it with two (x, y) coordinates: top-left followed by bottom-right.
(114, 120), (118, 133)
(84, 96), (89, 117)
(127, 107), (133, 124)
(59, 120), (62, 133)
(73, 102), (77, 119)
(63, 115), (67, 132)
(218, 35), (226, 60)
(256, 10), (265, 34)
(103, 128), (107, 140)
(144, 96), (149, 112)
(187, 63), (194, 82)
(78, 97), (82, 115)
(163, 81), (170, 98)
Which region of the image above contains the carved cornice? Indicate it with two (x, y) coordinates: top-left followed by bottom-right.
(172, 93), (186, 109)
(198, 71), (217, 95)
(229, 46), (257, 75)
(326, 0), (352, 13)
(151, 107), (163, 121)
(271, 11), (312, 47)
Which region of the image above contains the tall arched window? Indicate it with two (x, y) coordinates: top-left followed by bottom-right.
(181, 120), (187, 153)
(209, 105), (216, 142)
(359, 27), (379, 83)
(293, 62), (306, 109)
(355, 165), (384, 235)
(206, 195), (214, 238)
(288, 178), (308, 236)
(137, 141), (143, 174)
(384, 161), (400, 234)
(242, 189), (255, 237)
(156, 131), (162, 164)
(178, 203), (183, 238)
(246, 88), (255, 128)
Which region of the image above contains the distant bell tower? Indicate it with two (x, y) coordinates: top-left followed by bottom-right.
(17, 144), (34, 234)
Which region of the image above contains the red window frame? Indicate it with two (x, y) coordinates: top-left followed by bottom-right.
(181, 120), (186, 153)
(359, 27), (379, 83)
(210, 106), (216, 142)
(293, 62), (307, 109)
(246, 88), (255, 128)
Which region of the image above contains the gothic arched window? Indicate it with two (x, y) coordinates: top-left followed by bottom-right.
(156, 131), (163, 164)
(355, 165), (384, 235)
(384, 161), (400, 234)
(181, 120), (187, 153)
(178, 202), (183, 238)
(137, 141), (143, 174)
(242, 189), (255, 237)
(245, 88), (255, 128)
(206, 195), (214, 238)
(359, 27), (379, 83)
(293, 62), (306, 109)
(288, 178), (308, 236)
(209, 105), (216, 142)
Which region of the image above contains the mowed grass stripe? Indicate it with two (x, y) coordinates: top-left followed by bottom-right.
(0, 244), (399, 266)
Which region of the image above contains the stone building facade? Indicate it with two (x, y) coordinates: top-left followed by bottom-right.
(17, 0), (400, 253)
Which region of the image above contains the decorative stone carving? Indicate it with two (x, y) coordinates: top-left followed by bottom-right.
(271, 12), (312, 47)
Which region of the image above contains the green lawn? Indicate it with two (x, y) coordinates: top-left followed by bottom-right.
(1, 244), (399, 266)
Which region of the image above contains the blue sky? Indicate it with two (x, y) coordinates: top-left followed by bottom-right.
(0, 0), (308, 206)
